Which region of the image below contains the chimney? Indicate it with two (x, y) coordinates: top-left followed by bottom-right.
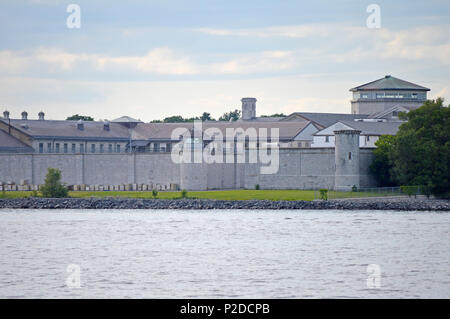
(103, 120), (110, 131)
(77, 120), (84, 130)
(38, 111), (45, 120)
(21, 111), (28, 120)
(3, 110), (9, 120)
(241, 97), (257, 120)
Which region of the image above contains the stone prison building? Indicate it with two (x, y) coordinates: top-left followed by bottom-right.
(0, 75), (430, 191)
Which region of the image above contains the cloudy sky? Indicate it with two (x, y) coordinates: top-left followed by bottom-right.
(0, 0), (449, 121)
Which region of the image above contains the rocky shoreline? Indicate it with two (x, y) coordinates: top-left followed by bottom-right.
(0, 197), (449, 211)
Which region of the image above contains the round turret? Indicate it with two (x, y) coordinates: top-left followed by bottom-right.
(334, 129), (361, 191)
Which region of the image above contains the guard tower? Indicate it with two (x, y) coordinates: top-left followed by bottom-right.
(334, 129), (361, 191)
(241, 97), (257, 120)
(350, 75), (429, 115)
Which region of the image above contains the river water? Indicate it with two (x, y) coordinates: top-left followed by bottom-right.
(0, 209), (448, 298)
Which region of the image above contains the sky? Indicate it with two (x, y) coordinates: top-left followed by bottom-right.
(0, 0), (449, 122)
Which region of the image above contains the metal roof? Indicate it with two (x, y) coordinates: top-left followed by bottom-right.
(282, 112), (369, 128)
(368, 105), (409, 119)
(337, 120), (402, 136)
(0, 130), (34, 152)
(350, 75), (430, 92)
(2, 119), (131, 140)
(239, 116), (285, 122)
(111, 116), (142, 123)
(132, 121), (312, 141)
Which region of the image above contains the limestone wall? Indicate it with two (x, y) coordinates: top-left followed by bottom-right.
(0, 148), (376, 190)
(0, 153), (179, 188)
(243, 148), (336, 190)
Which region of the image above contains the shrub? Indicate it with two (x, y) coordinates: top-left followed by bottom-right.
(40, 168), (68, 198)
(255, 184), (260, 190)
(400, 185), (419, 197)
(319, 189), (328, 200)
(152, 189), (158, 198)
(351, 185), (358, 192)
(30, 190), (39, 198)
(181, 189), (187, 198)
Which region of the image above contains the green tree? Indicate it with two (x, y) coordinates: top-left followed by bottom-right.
(185, 116), (201, 122)
(260, 113), (287, 118)
(369, 135), (398, 186)
(200, 112), (214, 121)
(163, 115), (186, 123)
(66, 114), (94, 121)
(219, 109), (241, 121)
(391, 98), (450, 197)
(40, 168), (69, 198)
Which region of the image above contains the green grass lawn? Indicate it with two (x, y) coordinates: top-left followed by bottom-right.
(1, 189), (317, 201)
(0, 188), (406, 201)
(71, 189), (317, 201)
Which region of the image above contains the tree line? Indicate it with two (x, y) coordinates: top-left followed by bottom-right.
(370, 98), (449, 197)
(66, 111), (287, 123)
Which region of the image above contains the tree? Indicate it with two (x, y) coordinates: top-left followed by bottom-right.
(219, 109), (241, 121)
(163, 115), (185, 123)
(40, 168), (69, 198)
(200, 112), (214, 121)
(261, 113), (287, 118)
(391, 98), (449, 197)
(66, 114), (94, 121)
(369, 135), (397, 186)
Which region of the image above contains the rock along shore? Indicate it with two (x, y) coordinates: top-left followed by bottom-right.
(0, 197), (449, 211)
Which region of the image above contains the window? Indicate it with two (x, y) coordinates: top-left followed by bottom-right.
(80, 144), (84, 153)
(325, 136), (329, 143)
(91, 144), (96, 153)
(63, 143), (68, 153)
(392, 111), (398, 117)
(72, 144), (76, 153)
(116, 144), (120, 153)
(100, 144), (104, 153)
(153, 143), (160, 152)
(39, 143), (43, 153)
(109, 144), (113, 153)
(166, 143), (172, 153)
(55, 143), (60, 153)
(348, 152), (352, 160)
(366, 136), (370, 142)
(47, 143), (52, 153)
